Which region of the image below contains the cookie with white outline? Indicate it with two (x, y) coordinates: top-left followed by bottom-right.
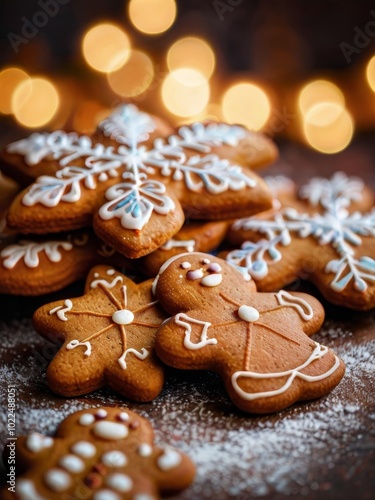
(154, 252), (345, 414)
(2, 406), (195, 499)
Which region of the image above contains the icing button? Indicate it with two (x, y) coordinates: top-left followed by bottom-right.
(79, 413), (95, 426)
(95, 409), (108, 419)
(112, 309), (134, 325)
(238, 305), (260, 323)
(93, 421), (128, 440)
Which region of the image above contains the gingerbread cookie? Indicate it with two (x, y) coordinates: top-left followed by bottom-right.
(0, 230), (130, 295)
(33, 265), (167, 400)
(153, 253), (345, 414)
(2, 406), (195, 499)
(141, 219), (230, 277)
(6, 104), (275, 258)
(226, 172), (375, 310)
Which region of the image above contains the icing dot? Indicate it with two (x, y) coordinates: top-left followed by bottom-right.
(79, 413), (95, 426)
(99, 172), (108, 182)
(94, 273), (99, 278)
(71, 441), (96, 458)
(93, 490), (120, 500)
(95, 409), (108, 419)
(26, 433), (53, 453)
(106, 269), (116, 275)
(44, 469), (71, 492)
(238, 305), (260, 322)
(93, 421), (128, 440)
(187, 269), (204, 280)
(138, 443), (152, 457)
(112, 309), (134, 325)
(59, 454), (85, 473)
(181, 261), (191, 269)
(18, 480), (43, 499)
(117, 411), (129, 422)
(208, 263), (222, 273)
(106, 473), (133, 492)
(157, 448), (182, 471)
(201, 274), (223, 287)
(202, 258), (210, 264)
(101, 450), (127, 468)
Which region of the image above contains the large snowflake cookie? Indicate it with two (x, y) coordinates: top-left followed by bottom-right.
(226, 172), (375, 310)
(4, 104), (276, 258)
(33, 265), (167, 400)
(153, 252), (345, 414)
(2, 407), (195, 499)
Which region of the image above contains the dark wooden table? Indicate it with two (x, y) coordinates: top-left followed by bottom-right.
(1, 137), (374, 499)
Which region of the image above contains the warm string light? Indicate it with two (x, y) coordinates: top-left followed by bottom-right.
(366, 55), (375, 92)
(107, 50), (154, 98)
(298, 80), (345, 115)
(128, 0), (177, 35)
(0, 67), (30, 115)
(167, 37), (216, 79)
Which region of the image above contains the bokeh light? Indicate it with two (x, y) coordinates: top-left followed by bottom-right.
(0, 67), (30, 115)
(161, 69), (210, 118)
(222, 82), (271, 130)
(12, 77), (60, 128)
(167, 37), (216, 79)
(298, 79), (345, 116)
(107, 50), (154, 97)
(128, 0), (177, 35)
(366, 55), (375, 92)
(303, 103), (354, 154)
(82, 23), (130, 73)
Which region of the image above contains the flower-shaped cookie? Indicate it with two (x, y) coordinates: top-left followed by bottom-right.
(5, 104), (276, 257)
(154, 253), (345, 414)
(34, 265), (167, 400)
(2, 407), (195, 499)
(226, 172), (375, 310)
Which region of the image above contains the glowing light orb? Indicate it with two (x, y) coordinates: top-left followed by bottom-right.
(298, 80), (345, 116)
(0, 67), (30, 114)
(366, 55), (375, 92)
(107, 50), (154, 97)
(128, 0), (177, 35)
(167, 37), (215, 79)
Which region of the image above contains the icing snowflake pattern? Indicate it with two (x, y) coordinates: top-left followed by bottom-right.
(1, 240), (73, 269)
(227, 172), (375, 292)
(10, 104), (255, 230)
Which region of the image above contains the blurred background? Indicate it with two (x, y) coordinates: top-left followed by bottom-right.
(1, 0), (375, 171)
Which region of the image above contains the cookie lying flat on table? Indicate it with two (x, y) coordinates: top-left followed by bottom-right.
(2, 407), (195, 499)
(6, 104), (275, 258)
(154, 253), (345, 414)
(33, 265), (166, 400)
(226, 172), (375, 310)
(0, 231), (131, 295)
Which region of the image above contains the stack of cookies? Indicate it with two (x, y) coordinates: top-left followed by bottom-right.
(1, 104), (373, 499)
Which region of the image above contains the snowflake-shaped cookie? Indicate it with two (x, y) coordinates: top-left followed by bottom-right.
(34, 265), (167, 400)
(153, 253), (345, 414)
(226, 172), (375, 310)
(2, 407), (195, 499)
(5, 104), (276, 258)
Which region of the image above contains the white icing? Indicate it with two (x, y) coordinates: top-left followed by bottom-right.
(117, 411), (129, 422)
(187, 269), (204, 280)
(112, 309), (134, 325)
(201, 273), (222, 287)
(202, 258), (210, 264)
(17, 479), (46, 500)
(101, 450), (128, 467)
(1, 240), (73, 269)
(161, 238), (196, 252)
(106, 269), (116, 275)
(106, 473), (133, 492)
(157, 447), (182, 471)
(67, 339), (91, 356)
(238, 306), (260, 323)
(207, 263), (222, 273)
(49, 299), (73, 321)
(181, 261), (191, 269)
(118, 347), (149, 370)
(59, 454), (85, 473)
(231, 342), (341, 401)
(25, 433), (53, 453)
(138, 443), (153, 457)
(175, 313), (217, 350)
(96, 409), (108, 418)
(93, 490), (121, 500)
(90, 275), (123, 289)
(275, 291), (313, 321)
(70, 441), (96, 458)
(44, 469), (71, 492)
(79, 413), (95, 426)
(93, 421), (128, 440)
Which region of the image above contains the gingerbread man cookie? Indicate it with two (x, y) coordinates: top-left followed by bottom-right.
(226, 172), (375, 310)
(33, 265), (167, 400)
(2, 407), (195, 499)
(154, 253), (345, 414)
(6, 104), (275, 258)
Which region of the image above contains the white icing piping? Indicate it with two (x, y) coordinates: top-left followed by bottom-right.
(175, 313), (217, 350)
(275, 290), (313, 321)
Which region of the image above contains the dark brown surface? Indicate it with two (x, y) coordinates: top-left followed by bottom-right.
(0, 138), (374, 499)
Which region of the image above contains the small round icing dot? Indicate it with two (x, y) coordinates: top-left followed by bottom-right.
(202, 258), (210, 264)
(106, 269), (116, 275)
(26, 433), (53, 453)
(117, 411), (129, 422)
(181, 261), (191, 269)
(138, 443), (153, 457)
(59, 454), (85, 473)
(101, 450), (127, 467)
(238, 305), (260, 322)
(44, 469), (71, 492)
(208, 263), (222, 273)
(157, 448), (182, 471)
(95, 409), (108, 419)
(79, 413), (95, 426)
(106, 473), (133, 492)
(187, 269), (204, 280)
(93, 490), (120, 500)
(94, 273), (99, 278)
(112, 309), (134, 325)
(93, 421), (128, 440)
(71, 441), (96, 458)
(201, 274), (222, 287)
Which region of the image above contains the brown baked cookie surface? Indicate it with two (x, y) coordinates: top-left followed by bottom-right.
(33, 265), (167, 400)
(154, 252), (345, 414)
(2, 406), (195, 499)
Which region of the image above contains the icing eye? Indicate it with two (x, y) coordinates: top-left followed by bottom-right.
(201, 274), (222, 287)
(180, 261), (191, 269)
(186, 269), (204, 280)
(207, 263), (222, 273)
